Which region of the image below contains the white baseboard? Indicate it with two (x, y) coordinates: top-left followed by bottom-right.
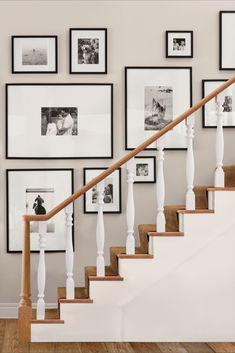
(0, 303), (57, 319)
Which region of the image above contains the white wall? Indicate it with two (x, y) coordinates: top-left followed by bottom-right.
(0, 0), (235, 306)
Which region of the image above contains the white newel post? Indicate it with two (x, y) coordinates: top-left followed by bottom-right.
(96, 180), (105, 277)
(186, 114), (196, 210)
(156, 136), (166, 232)
(126, 157), (135, 255)
(65, 203), (74, 299)
(37, 221), (47, 320)
(214, 95), (225, 187)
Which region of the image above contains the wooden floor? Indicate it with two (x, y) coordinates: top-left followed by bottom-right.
(1, 320), (235, 353)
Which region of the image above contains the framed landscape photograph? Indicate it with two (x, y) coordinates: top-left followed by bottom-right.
(70, 28), (107, 74)
(125, 66), (192, 150)
(83, 168), (121, 213)
(6, 83), (113, 159)
(166, 31), (193, 58)
(12, 36), (58, 73)
(202, 79), (235, 128)
(220, 11), (235, 70)
(134, 156), (156, 183)
(6, 169), (74, 252)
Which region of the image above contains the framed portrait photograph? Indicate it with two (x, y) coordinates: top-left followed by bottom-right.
(83, 168), (121, 213)
(134, 156), (156, 183)
(6, 169), (74, 253)
(70, 28), (107, 74)
(220, 11), (235, 70)
(12, 36), (58, 73)
(202, 79), (235, 128)
(6, 83), (113, 159)
(166, 31), (193, 58)
(125, 66), (192, 150)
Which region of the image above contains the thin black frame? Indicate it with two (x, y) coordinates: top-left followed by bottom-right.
(134, 156), (156, 184)
(11, 35), (58, 74)
(166, 31), (193, 58)
(83, 167), (122, 214)
(220, 11), (235, 70)
(6, 168), (74, 253)
(125, 66), (193, 151)
(6, 83), (113, 159)
(69, 28), (107, 74)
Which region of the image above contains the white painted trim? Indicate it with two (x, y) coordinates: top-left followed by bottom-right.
(0, 303), (57, 319)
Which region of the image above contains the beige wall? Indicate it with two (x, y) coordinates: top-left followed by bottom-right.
(0, 0), (235, 304)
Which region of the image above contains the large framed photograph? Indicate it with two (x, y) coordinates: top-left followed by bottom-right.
(125, 67), (192, 150)
(6, 169), (74, 253)
(166, 31), (193, 58)
(134, 156), (156, 183)
(12, 36), (58, 73)
(202, 79), (235, 128)
(220, 11), (235, 70)
(6, 83), (113, 159)
(70, 28), (107, 74)
(83, 168), (121, 213)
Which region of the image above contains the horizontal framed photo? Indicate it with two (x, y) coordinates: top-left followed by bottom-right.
(6, 83), (113, 159)
(220, 11), (235, 70)
(12, 35), (58, 73)
(202, 79), (235, 128)
(70, 28), (107, 74)
(6, 169), (74, 253)
(125, 66), (192, 150)
(83, 168), (121, 213)
(166, 31), (193, 58)
(134, 156), (156, 183)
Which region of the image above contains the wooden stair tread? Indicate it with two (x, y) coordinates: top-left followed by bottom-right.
(86, 265), (123, 281)
(89, 275), (124, 281)
(58, 286), (88, 300)
(59, 298), (93, 303)
(177, 209), (214, 214)
(32, 309), (58, 320)
(207, 187), (235, 191)
(148, 232), (184, 237)
(117, 254), (153, 259)
(31, 319), (64, 324)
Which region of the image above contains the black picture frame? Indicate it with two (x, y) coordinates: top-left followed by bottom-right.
(134, 156), (156, 183)
(6, 83), (113, 159)
(69, 28), (107, 74)
(83, 168), (122, 214)
(220, 11), (235, 70)
(11, 35), (58, 74)
(166, 31), (193, 58)
(6, 168), (74, 253)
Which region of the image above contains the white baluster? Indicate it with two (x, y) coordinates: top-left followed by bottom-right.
(96, 180), (105, 277)
(214, 95), (225, 187)
(186, 114), (196, 210)
(126, 157), (135, 255)
(65, 203), (74, 299)
(156, 136), (166, 232)
(37, 221), (47, 320)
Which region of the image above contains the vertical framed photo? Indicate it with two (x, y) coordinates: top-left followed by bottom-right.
(6, 169), (74, 253)
(83, 168), (121, 213)
(220, 11), (235, 70)
(166, 31), (193, 58)
(202, 79), (235, 128)
(70, 28), (107, 74)
(12, 36), (58, 73)
(125, 66), (192, 150)
(134, 156), (156, 183)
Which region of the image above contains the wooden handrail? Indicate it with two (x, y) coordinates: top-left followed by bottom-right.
(23, 76), (235, 222)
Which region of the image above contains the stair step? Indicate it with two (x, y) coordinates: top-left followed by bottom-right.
(89, 276), (124, 281)
(177, 209), (214, 214)
(32, 309), (58, 320)
(58, 286), (88, 300)
(31, 319), (64, 324)
(207, 187), (235, 191)
(117, 254), (154, 259)
(59, 298), (93, 303)
(148, 232), (184, 237)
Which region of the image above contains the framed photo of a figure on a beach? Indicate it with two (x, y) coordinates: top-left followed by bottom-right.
(12, 36), (58, 73)
(6, 83), (113, 159)
(6, 168), (74, 253)
(125, 67), (192, 150)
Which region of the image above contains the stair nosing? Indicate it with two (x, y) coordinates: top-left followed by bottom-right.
(148, 232), (184, 237)
(207, 187), (235, 191)
(117, 254), (154, 259)
(59, 298), (93, 303)
(177, 209), (214, 214)
(88, 275), (124, 281)
(31, 319), (64, 324)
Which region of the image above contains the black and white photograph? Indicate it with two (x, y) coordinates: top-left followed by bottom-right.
(166, 31), (193, 58)
(202, 79), (235, 128)
(84, 168), (121, 213)
(12, 36), (57, 73)
(41, 107), (78, 136)
(6, 169), (74, 252)
(134, 157), (156, 183)
(220, 11), (235, 70)
(70, 28), (107, 74)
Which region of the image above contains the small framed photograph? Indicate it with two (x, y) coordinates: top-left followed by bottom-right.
(202, 79), (235, 128)
(6, 169), (74, 253)
(12, 36), (58, 73)
(70, 28), (107, 74)
(166, 31), (193, 58)
(83, 168), (121, 213)
(220, 11), (235, 70)
(134, 156), (156, 183)
(125, 66), (192, 150)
